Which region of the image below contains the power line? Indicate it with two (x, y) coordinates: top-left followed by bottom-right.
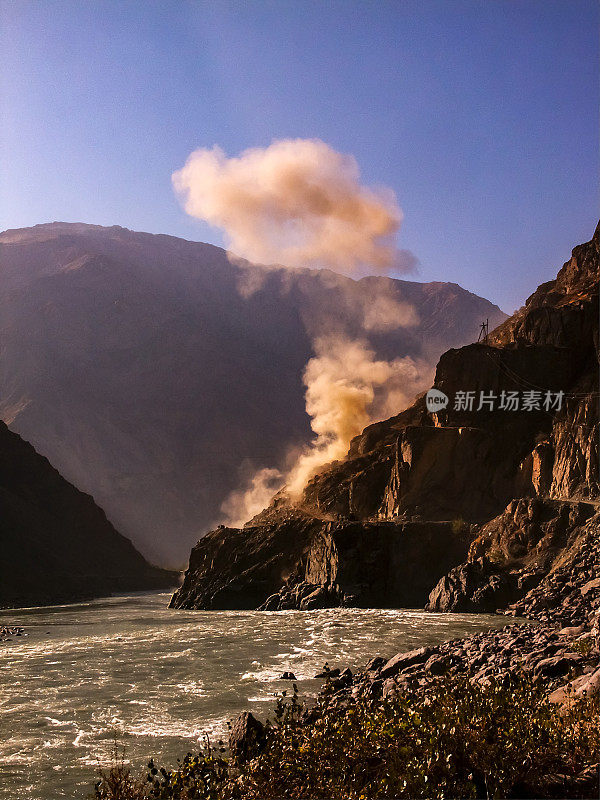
(479, 347), (599, 399)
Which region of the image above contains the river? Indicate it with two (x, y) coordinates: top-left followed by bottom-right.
(0, 592), (513, 798)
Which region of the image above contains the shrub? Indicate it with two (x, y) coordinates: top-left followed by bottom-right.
(93, 674), (600, 799)
(93, 735), (228, 800)
(570, 637), (593, 658)
(235, 674), (599, 799)
(93, 744), (148, 800)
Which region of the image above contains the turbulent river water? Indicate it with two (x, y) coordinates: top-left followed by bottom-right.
(0, 592), (513, 798)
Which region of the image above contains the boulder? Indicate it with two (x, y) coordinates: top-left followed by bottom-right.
(300, 587), (328, 610)
(317, 667), (340, 679)
(260, 594), (280, 611)
(424, 655), (450, 675)
(549, 668), (600, 704)
(581, 577), (600, 596)
(228, 712), (265, 764)
(380, 647), (434, 680)
(365, 656), (386, 672)
(382, 678), (399, 698)
(426, 557), (520, 613)
(559, 625), (585, 636)
(533, 653), (583, 679)
(339, 668), (353, 685)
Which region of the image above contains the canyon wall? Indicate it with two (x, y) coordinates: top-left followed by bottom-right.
(172, 222), (598, 611)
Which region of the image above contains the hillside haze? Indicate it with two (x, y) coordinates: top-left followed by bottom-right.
(0, 222), (506, 565)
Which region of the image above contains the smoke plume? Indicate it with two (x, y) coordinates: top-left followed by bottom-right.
(174, 138), (427, 516)
(221, 467), (284, 528)
(286, 336), (428, 496)
(173, 138), (409, 275)
(358, 292), (419, 333)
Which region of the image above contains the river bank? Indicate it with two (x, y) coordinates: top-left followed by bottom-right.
(95, 606), (600, 799)
(223, 583), (600, 799)
(0, 593), (512, 799)
(93, 552), (600, 799)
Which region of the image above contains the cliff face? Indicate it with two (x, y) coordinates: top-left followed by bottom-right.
(426, 498), (598, 618)
(0, 421), (175, 607)
(172, 223), (599, 613)
(424, 224), (599, 618)
(171, 511), (471, 611)
(0, 222), (506, 566)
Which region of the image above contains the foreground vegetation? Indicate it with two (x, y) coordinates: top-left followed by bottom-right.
(94, 673), (599, 799)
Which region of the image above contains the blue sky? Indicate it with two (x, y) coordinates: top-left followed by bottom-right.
(1, 0), (597, 311)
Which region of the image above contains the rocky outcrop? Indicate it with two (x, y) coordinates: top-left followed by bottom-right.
(505, 512), (600, 627)
(174, 222), (599, 613)
(169, 513), (323, 610)
(316, 620), (600, 720)
(426, 557), (524, 614)
(0, 421), (176, 607)
(228, 712), (265, 765)
(551, 381), (599, 500)
(427, 499), (599, 617)
(488, 221), (599, 351)
(362, 624), (594, 693)
(171, 514), (471, 610)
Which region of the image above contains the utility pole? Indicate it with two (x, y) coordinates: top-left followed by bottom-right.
(477, 318), (489, 344)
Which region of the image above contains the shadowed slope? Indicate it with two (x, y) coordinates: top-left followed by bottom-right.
(0, 421), (175, 607)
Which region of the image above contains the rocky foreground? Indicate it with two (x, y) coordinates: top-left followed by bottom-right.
(224, 593), (600, 798)
(306, 606), (600, 715)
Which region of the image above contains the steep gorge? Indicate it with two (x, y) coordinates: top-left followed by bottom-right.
(172, 222), (599, 614)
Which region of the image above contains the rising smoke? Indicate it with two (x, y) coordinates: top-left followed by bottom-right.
(174, 138), (427, 522)
(221, 466), (284, 528)
(286, 336), (427, 497)
(173, 138), (406, 275)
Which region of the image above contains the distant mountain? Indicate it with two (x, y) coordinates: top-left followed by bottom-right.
(0, 421), (175, 608)
(0, 222), (506, 565)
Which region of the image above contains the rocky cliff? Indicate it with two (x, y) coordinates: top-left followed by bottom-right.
(171, 512), (471, 611)
(0, 421), (175, 607)
(172, 223), (599, 612)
